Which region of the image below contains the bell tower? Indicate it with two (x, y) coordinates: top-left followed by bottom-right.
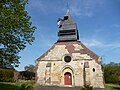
(57, 9), (79, 41)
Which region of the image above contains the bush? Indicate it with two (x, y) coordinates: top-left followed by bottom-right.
(0, 68), (14, 82)
(104, 63), (120, 84)
(25, 84), (33, 90)
(20, 81), (34, 90)
(19, 71), (35, 80)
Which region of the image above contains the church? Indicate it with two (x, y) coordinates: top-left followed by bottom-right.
(35, 9), (104, 89)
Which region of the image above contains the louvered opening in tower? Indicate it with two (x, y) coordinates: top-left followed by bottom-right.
(58, 30), (76, 36)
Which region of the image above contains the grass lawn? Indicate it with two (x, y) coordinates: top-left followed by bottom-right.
(105, 84), (120, 90)
(0, 80), (35, 90)
(0, 82), (120, 90)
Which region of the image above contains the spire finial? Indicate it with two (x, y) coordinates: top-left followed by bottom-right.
(66, 3), (70, 15)
(67, 2), (69, 10)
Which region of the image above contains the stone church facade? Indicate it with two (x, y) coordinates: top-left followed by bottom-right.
(35, 10), (104, 89)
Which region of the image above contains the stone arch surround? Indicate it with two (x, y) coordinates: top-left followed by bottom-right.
(61, 65), (75, 86)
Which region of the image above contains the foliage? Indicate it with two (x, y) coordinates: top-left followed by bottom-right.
(0, 0), (36, 68)
(0, 68), (14, 82)
(103, 62), (120, 84)
(105, 84), (120, 90)
(0, 80), (35, 90)
(24, 64), (35, 73)
(19, 71), (35, 80)
(20, 81), (34, 90)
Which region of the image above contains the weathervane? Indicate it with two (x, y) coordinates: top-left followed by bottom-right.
(66, 2), (70, 15)
(67, 2), (69, 10)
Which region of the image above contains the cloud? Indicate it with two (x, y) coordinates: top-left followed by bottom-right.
(83, 39), (120, 49)
(26, 0), (47, 13)
(26, 0), (65, 14)
(70, 6), (82, 16)
(69, 0), (104, 17)
(39, 34), (53, 47)
(26, 0), (105, 17)
(112, 24), (120, 28)
(83, 39), (102, 47)
(33, 25), (55, 48)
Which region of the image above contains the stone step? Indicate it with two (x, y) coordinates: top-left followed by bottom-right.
(35, 86), (104, 90)
(35, 86), (81, 90)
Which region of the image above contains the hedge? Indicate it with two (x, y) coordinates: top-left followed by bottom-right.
(0, 68), (14, 82)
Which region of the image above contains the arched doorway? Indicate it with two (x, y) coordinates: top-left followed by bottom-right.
(64, 72), (72, 85)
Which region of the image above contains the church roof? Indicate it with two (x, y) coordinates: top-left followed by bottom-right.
(64, 9), (75, 25)
(57, 9), (79, 41)
(55, 41), (99, 61)
(36, 41), (99, 63)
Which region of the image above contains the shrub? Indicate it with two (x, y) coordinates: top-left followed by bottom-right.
(0, 68), (14, 82)
(104, 63), (120, 84)
(19, 71), (35, 80)
(20, 81), (34, 90)
(25, 84), (33, 90)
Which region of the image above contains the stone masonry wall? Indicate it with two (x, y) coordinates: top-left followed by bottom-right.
(36, 42), (104, 88)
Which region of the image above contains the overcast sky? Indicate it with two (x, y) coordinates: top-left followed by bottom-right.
(16, 0), (120, 71)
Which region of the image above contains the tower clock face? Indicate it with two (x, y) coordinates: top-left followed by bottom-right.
(64, 56), (71, 63)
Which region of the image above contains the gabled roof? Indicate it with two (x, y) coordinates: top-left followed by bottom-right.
(36, 41), (99, 63)
(36, 45), (55, 61)
(55, 41), (99, 61)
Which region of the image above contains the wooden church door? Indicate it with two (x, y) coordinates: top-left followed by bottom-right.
(64, 72), (72, 85)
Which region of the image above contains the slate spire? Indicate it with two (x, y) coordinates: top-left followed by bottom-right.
(57, 9), (79, 41)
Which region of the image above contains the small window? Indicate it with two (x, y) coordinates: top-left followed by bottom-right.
(84, 62), (89, 68)
(46, 63), (51, 67)
(64, 16), (68, 20)
(64, 56), (71, 63)
(93, 68), (95, 72)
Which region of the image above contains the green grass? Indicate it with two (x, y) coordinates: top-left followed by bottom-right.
(0, 80), (35, 90)
(0, 82), (20, 90)
(0, 82), (120, 90)
(105, 84), (120, 90)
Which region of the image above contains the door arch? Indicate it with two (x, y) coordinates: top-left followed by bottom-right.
(64, 72), (72, 85)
